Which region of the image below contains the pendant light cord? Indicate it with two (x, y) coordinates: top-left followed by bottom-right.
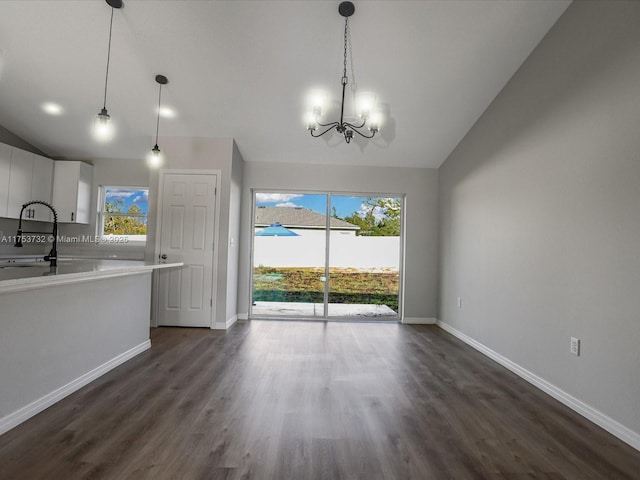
(155, 83), (163, 145)
(103, 7), (115, 110)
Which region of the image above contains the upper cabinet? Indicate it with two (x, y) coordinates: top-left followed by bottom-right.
(0, 143), (11, 217)
(31, 154), (55, 222)
(6, 146), (54, 222)
(0, 143), (93, 224)
(7, 148), (34, 218)
(52, 161), (93, 224)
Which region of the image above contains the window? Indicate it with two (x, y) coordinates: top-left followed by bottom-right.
(97, 186), (149, 243)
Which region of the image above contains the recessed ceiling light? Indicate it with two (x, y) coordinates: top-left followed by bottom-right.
(42, 102), (63, 115)
(158, 106), (176, 118)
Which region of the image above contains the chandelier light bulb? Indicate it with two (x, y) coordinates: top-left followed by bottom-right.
(356, 92), (376, 118)
(369, 109), (383, 133)
(307, 89), (328, 114)
(305, 112), (318, 131)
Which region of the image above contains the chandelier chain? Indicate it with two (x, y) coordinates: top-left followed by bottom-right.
(343, 17), (349, 83)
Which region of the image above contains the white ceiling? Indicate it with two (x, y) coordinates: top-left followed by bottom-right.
(0, 0), (570, 168)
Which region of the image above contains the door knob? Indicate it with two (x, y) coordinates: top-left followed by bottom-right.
(161, 254), (168, 260)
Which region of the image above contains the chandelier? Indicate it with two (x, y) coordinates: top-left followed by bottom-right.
(306, 1), (381, 144)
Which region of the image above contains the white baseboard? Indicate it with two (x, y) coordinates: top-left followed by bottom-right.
(237, 313), (248, 321)
(214, 315), (238, 330)
(0, 340), (151, 437)
(402, 317), (437, 325)
(436, 319), (640, 452)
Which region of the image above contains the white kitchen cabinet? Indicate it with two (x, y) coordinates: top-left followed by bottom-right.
(31, 154), (54, 222)
(4, 146), (54, 221)
(0, 143), (11, 217)
(7, 148), (34, 219)
(52, 161), (93, 224)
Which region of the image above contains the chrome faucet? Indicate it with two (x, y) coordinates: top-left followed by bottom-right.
(15, 201), (58, 267)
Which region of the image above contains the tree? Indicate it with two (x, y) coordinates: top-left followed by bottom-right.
(342, 197), (401, 236)
(104, 199), (147, 235)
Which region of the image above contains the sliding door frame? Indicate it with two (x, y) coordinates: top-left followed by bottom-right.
(249, 188), (405, 322)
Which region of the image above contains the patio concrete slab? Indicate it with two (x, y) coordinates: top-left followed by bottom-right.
(251, 301), (397, 318)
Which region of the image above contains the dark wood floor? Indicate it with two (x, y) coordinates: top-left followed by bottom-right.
(1, 321), (639, 479)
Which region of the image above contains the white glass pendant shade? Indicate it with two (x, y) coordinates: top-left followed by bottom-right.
(93, 108), (114, 141)
(147, 144), (163, 168)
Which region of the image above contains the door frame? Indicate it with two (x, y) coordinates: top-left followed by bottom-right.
(152, 169), (222, 328)
(249, 188), (406, 322)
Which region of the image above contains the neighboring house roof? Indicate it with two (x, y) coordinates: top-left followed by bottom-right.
(255, 206), (359, 230)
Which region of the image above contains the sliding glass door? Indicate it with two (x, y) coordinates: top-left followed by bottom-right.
(251, 191), (403, 321)
(252, 193), (327, 318)
(327, 195), (401, 319)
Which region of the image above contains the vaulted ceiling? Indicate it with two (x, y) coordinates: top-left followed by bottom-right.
(0, 0), (570, 168)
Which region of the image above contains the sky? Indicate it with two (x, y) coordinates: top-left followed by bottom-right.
(255, 192), (397, 220)
(105, 188), (149, 214)
(104, 190), (394, 220)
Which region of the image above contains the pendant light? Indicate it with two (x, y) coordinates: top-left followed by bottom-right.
(148, 75), (168, 168)
(306, 1), (382, 143)
(93, 0), (123, 142)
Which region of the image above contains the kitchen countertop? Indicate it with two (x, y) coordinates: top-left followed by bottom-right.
(0, 258), (183, 294)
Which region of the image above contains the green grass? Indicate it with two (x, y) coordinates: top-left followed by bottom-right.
(253, 266), (399, 312)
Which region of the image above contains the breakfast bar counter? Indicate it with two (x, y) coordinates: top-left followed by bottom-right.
(0, 258), (182, 293)
(0, 258), (183, 436)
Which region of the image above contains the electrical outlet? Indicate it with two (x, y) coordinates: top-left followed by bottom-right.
(457, 297), (462, 308)
(570, 337), (580, 356)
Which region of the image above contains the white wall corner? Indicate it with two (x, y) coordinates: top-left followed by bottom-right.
(213, 315), (238, 330)
(402, 317), (437, 325)
(436, 320), (640, 452)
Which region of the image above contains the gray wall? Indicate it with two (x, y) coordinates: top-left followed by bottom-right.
(226, 141), (244, 324)
(439, 0), (640, 437)
(238, 162), (439, 321)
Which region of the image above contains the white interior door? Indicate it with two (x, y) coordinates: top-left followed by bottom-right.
(157, 173), (217, 327)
